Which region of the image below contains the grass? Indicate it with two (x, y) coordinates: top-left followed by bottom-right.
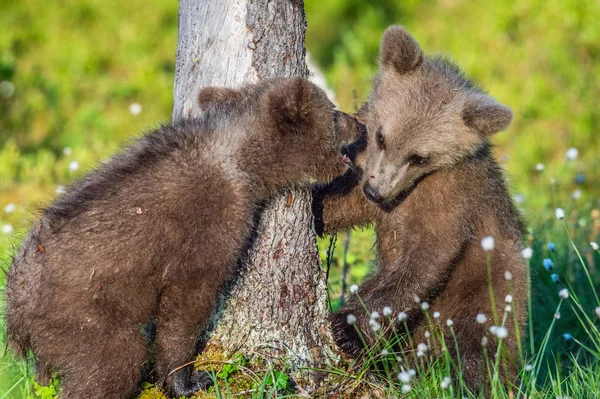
(1, 0), (600, 397)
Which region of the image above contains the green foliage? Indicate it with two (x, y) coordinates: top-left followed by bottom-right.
(31, 377), (58, 399)
(216, 353), (246, 381)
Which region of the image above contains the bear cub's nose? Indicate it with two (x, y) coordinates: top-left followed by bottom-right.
(363, 182), (383, 203)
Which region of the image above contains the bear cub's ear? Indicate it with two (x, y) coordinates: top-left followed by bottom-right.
(462, 94), (513, 136)
(380, 25), (424, 74)
(197, 87), (243, 110)
(266, 77), (314, 134)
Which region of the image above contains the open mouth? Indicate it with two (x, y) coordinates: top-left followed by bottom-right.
(340, 153), (352, 166)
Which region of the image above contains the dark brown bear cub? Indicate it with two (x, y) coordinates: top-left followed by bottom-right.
(314, 26), (527, 390)
(5, 77), (361, 399)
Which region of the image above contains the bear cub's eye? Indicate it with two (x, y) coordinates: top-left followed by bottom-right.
(376, 130), (385, 149)
(409, 154), (430, 166)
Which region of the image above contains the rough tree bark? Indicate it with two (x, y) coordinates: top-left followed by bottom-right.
(172, 0), (339, 392)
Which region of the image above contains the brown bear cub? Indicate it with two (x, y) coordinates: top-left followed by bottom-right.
(313, 26), (527, 389)
(6, 77), (361, 399)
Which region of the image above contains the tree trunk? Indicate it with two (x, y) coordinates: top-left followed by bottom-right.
(172, 0), (339, 392)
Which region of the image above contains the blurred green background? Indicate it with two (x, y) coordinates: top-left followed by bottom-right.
(1, 0), (600, 396)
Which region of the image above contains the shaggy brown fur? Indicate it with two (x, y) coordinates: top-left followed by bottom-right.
(5, 77), (361, 399)
(313, 26), (527, 390)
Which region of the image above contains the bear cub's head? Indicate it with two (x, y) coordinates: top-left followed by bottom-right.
(361, 26), (513, 204)
(197, 77), (363, 186)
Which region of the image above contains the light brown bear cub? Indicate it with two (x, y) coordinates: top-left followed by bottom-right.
(314, 26), (527, 389)
(6, 77), (361, 399)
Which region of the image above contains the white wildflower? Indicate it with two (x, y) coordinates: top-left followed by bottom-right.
(525, 364), (533, 372)
(408, 369), (416, 377)
(371, 311), (380, 320)
(424, 330), (431, 338)
(370, 320), (381, 332)
(505, 305), (512, 312)
(595, 307), (600, 319)
(446, 319), (454, 327)
(63, 146), (72, 156)
(4, 203), (16, 214)
(481, 336), (489, 347)
(522, 247), (533, 260)
(476, 314), (487, 324)
(421, 302), (429, 311)
(504, 271), (513, 280)
(535, 163), (544, 171)
(401, 384), (411, 393)
(565, 147), (578, 160)
(559, 288), (569, 299)
(591, 242), (599, 251)
(554, 312), (561, 320)
(2, 224), (13, 234)
(56, 186), (66, 195)
(397, 312), (408, 322)
(490, 326), (498, 335)
(505, 294), (513, 303)
(350, 284), (359, 294)
(383, 306), (392, 317)
(555, 208), (565, 220)
(417, 343), (428, 352)
(129, 102), (142, 115)
(346, 314), (357, 325)
(495, 326), (508, 339)
(433, 311), (441, 319)
(69, 160), (80, 172)
(572, 189), (582, 200)
(381, 349), (389, 356)
(441, 376), (452, 389)
(413, 295), (421, 303)
(417, 350), (425, 358)
(398, 371), (411, 383)
(481, 236), (495, 251)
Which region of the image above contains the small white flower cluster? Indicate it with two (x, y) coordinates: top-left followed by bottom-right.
(433, 311), (440, 319)
(524, 364), (533, 372)
(421, 302), (429, 311)
(481, 236), (495, 251)
(383, 306), (393, 317)
(69, 160), (80, 172)
(129, 102), (143, 116)
(559, 288), (569, 299)
(346, 314), (357, 325)
(2, 224), (13, 234)
(555, 208), (565, 220)
(595, 307), (600, 319)
(416, 342), (428, 358)
(591, 242), (599, 251)
(490, 325), (508, 339)
(446, 319), (454, 327)
(397, 368), (416, 393)
(440, 376), (452, 390)
(369, 311), (381, 332)
(522, 247), (533, 260)
(4, 203), (16, 214)
(535, 163), (544, 171)
(504, 271), (513, 280)
(397, 312), (408, 322)
(476, 314), (487, 324)
(350, 284), (359, 294)
(565, 147), (578, 161)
